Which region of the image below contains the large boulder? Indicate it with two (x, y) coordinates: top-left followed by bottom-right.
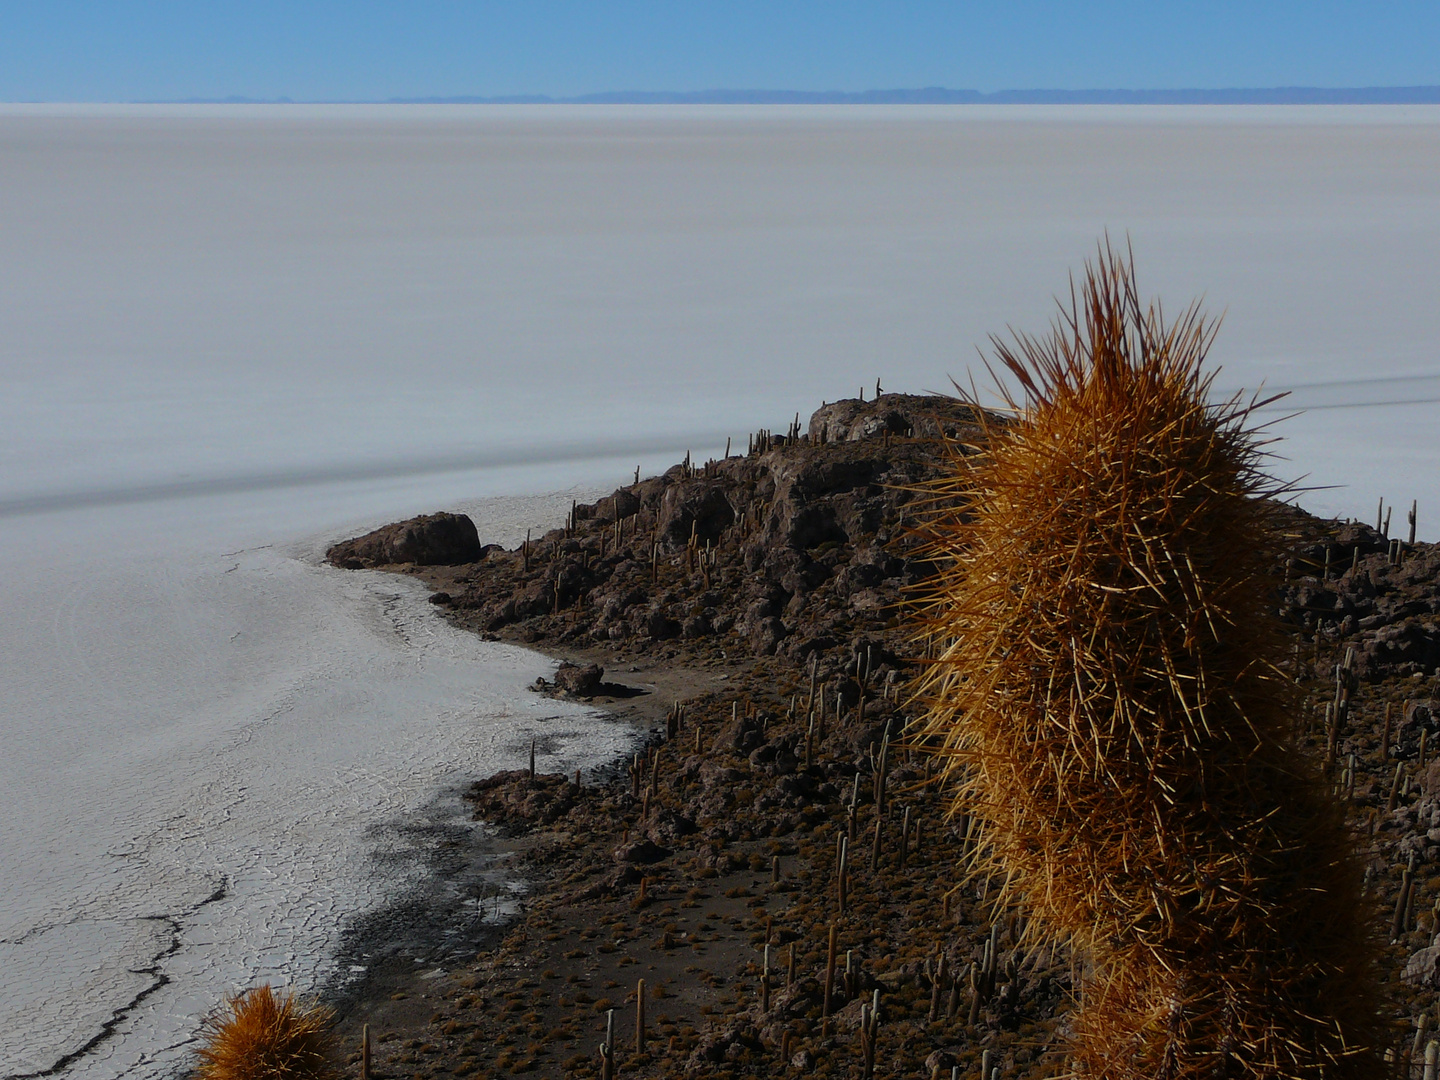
(591, 488), (642, 523)
(553, 661), (603, 696)
(328, 512), (482, 568)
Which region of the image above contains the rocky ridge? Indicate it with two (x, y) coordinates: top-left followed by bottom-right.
(324, 394), (1440, 1079)
(343, 395), (991, 675)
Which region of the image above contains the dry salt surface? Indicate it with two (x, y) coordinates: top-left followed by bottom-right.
(2, 104), (1439, 1077)
(0, 479), (638, 1079)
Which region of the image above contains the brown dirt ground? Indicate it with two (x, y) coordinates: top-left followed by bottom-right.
(325, 623), (1072, 1080)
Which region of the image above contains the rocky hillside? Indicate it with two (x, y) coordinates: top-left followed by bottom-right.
(326, 393), (1440, 1077)
(331, 394), (991, 682)
(331, 393), (1439, 693)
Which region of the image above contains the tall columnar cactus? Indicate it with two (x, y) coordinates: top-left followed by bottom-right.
(914, 245), (1385, 1079)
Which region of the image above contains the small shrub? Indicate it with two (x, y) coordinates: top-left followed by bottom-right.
(193, 985), (336, 1080)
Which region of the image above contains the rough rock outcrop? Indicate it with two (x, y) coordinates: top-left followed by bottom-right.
(1275, 514), (1440, 680)
(552, 660), (603, 696)
(807, 393), (990, 444)
(328, 512), (482, 568)
(392, 396), (988, 667)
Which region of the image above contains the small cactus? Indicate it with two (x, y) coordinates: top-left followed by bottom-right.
(194, 984), (337, 1080)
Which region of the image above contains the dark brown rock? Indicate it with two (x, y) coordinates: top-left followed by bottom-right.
(645, 808), (697, 844)
(646, 610), (681, 640)
(327, 512), (482, 567)
(658, 482), (736, 550)
(553, 660), (603, 696)
(613, 838), (669, 864)
(592, 488), (642, 522)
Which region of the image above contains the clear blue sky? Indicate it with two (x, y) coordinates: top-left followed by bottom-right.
(1, 1), (1436, 102)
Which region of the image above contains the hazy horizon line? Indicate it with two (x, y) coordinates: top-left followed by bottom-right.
(33, 85), (1440, 107)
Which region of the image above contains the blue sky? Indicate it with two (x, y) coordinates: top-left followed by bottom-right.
(1, 1), (1437, 102)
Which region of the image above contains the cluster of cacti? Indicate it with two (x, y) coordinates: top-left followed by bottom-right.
(193, 985), (336, 1080)
(914, 244), (1387, 1078)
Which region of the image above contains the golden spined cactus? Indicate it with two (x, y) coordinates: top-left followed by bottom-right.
(913, 244), (1385, 1079)
(193, 985), (337, 1080)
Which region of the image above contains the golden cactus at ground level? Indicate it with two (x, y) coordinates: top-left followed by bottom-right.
(193, 984), (337, 1080)
(913, 244), (1386, 1078)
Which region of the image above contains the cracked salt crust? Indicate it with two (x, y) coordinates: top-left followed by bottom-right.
(0, 488), (626, 1079)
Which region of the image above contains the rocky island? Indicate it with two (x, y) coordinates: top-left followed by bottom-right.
(323, 391), (1440, 1079)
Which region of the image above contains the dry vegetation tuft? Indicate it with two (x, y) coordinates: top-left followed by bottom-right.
(912, 242), (1387, 1078)
(193, 984), (337, 1080)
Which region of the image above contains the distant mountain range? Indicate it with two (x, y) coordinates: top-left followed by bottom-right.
(165, 86), (1440, 106)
